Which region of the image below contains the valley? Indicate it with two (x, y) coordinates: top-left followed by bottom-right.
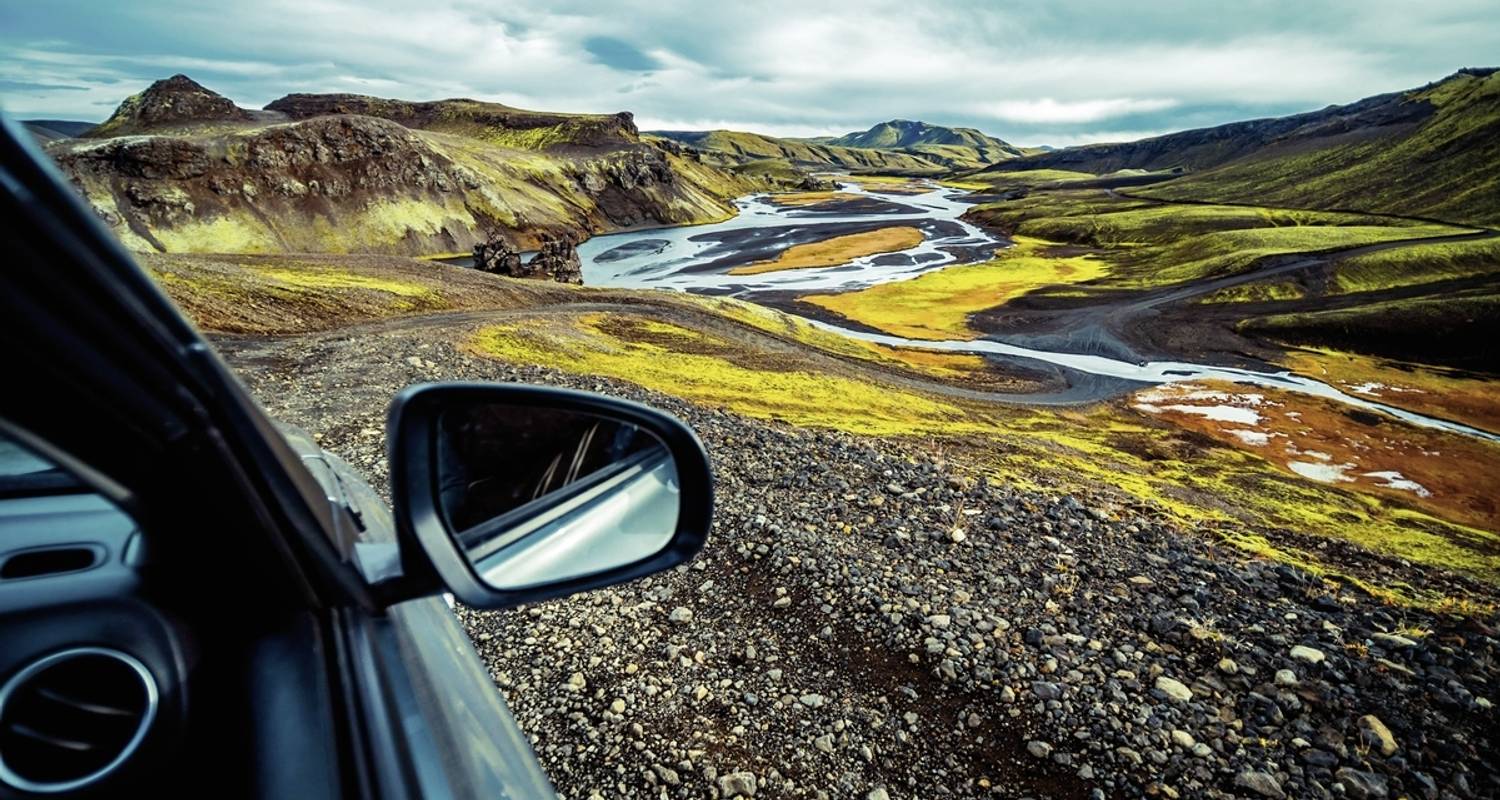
(26, 65), (1500, 799)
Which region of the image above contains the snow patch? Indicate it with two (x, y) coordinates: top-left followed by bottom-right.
(1288, 461), (1355, 483)
(1227, 430), (1271, 446)
(1362, 470), (1432, 497)
(1157, 404), (1262, 425)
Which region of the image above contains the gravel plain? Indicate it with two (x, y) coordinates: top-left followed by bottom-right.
(217, 323), (1499, 800)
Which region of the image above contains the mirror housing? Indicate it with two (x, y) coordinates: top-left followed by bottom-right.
(385, 383), (713, 609)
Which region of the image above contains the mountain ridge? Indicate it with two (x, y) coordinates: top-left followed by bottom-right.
(979, 67), (1500, 226)
(263, 93), (641, 150)
(830, 118), (1019, 155)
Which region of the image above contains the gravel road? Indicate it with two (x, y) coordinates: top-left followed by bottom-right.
(216, 319), (1498, 800)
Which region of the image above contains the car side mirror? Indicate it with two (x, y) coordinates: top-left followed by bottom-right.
(386, 383), (713, 609)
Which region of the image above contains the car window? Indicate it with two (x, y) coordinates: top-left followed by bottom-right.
(0, 429), (85, 498)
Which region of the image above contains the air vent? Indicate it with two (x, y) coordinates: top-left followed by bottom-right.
(0, 648), (157, 793)
(0, 547), (101, 580)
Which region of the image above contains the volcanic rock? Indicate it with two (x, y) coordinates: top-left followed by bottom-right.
(88, 74), (252, 137)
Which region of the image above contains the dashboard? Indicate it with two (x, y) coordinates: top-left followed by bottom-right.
(0, 491), (187, 797)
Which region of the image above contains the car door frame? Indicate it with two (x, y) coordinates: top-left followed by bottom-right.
(0, 113), (553, 799)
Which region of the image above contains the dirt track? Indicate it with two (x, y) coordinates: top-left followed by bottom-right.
(969, 229), (1498, 369)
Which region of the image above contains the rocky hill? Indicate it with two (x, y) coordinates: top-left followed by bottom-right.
(86, 74), (255, 137)
(44, 76), (755, 255)
(982, 68), (1500, 226)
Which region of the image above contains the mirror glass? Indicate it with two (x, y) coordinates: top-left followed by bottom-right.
(434, 403), (680, 590)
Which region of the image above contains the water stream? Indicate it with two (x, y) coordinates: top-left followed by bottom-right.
(576, 183), (1498, 443)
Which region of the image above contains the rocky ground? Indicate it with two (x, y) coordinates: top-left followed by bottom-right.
(217, 324), (1499, 800)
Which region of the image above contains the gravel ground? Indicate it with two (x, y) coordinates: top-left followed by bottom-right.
(217, 326), (1499, 800)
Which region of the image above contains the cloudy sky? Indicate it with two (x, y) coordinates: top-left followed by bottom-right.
(3, 0), (1497, 146)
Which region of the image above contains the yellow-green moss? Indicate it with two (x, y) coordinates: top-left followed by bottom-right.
(1329, 236), (1500, 295)
(469, 314), (995, 437)
(463, 304), (1499, 603)
(152, 215), (282, 254)
(255, 267), (434, 297)
(804, 236), (1106, 339)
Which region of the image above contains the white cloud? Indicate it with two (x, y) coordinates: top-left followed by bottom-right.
(1, 0), (1496, 140)
(1009, 129), (1178, 148)
(976, 98), (1179, 124)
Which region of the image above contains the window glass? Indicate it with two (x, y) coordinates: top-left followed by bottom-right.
(0, 428), (85, 497)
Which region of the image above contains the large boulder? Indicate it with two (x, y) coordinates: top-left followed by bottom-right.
(524, 237), (584, 284)
(473, 239), (524, 275)
(472, 235), (582, 285)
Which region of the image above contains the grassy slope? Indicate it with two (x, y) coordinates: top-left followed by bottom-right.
(140, 252), (579, 333)
(942, 168), (1098, 191)
(150, 251), (994, 384)
(1326, 235), (1500, 294)
(1205, 234), (1500, 368)
(1139, 70), (1500, 227)
(926, 191), (1459, 298)
(1244, 290), (1500, 370)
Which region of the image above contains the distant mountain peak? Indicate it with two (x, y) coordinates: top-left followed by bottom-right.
(828, 119), (1020, 163)
(88, 74), (251, 137)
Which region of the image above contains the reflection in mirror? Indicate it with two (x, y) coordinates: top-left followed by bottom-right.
(435, 404), (680, 590)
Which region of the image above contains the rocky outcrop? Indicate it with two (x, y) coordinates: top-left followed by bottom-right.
(523, 237), (583, 284)
(797, 173), (835, 191)
(472, 239), (525, 276)
(52, 114), (484, 253)
(472, 235), (582, 284)
(87, 74), (252, 137)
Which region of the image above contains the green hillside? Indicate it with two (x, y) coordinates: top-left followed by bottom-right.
(978, 68), (1500, 227)
(1140, 69), (1500, 226)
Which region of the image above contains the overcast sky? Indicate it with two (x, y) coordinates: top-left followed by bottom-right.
(3, 0), (1497, 147)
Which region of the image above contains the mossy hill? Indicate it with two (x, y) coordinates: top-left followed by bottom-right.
(46, 76), (769, 256)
